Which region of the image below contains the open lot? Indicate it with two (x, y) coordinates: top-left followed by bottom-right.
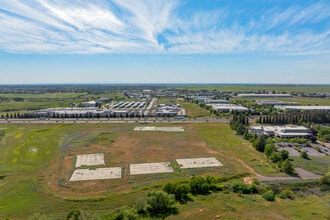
(134, 126), (184, 132)
(75, 153), (105, 167)
(130, 162), (173, 175)
(176, 157), (223, 168)
(70, 167), (121, 181)
(0, 122), (329, 219)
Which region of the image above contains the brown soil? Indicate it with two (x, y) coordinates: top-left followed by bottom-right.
(43, 124), (230, 197)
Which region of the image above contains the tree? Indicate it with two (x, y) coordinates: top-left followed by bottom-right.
(281, 159), (294, 174)
(253, 134), (266, 152)
(264, 144), (276, 157)
(145, 190), (176, 218)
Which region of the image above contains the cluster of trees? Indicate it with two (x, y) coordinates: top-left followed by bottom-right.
(256, 111), (330, 125)
(112, 190), (177, 220)
(243, 133), (295, 175)
(164, 176), (220, 203)
(229, 113), (249, 135)
(317, 127), (330, 142)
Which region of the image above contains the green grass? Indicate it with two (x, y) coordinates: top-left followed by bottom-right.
(0, 123), (328, 219)
(168, 192), (330, 220)
(291, 156), (330, 175)
(180, 102), (214, 118)
(196, 123), (281, 176)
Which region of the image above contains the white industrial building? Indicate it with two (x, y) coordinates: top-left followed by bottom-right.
(154, 103), (186, 117)
(83, 101), (96, 107)
(237, 93), (292, 98)
(249, 126), (313, 138)
(211, 104), (249, 113)
(256, 100), (298, 106)
(275, 106), (330, 111)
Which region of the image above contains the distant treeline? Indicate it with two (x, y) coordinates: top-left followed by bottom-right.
(256, 111), (330, 125)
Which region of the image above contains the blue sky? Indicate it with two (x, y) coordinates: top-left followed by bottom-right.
(0, 0), (329, 84)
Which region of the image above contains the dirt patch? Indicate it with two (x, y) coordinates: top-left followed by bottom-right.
(43, 124), (239, 197)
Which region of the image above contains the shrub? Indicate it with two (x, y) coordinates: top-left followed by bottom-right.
(278, 189), (295, 199)
(232, 182), (259, 194)
(145, 190), (177, 218)
(281, 159), (294, 174)
(113, 206), (139, 220)
(164, 182), (190, 203)
(264, 144), (276, 157)
(262, 190), (275, 201)
(189, 176), (211, 195)
(300, 151), (308, 159)
(320, 172), (330, 185)
(281, 159), (295, 175)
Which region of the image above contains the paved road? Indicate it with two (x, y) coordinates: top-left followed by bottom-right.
(0, 117), (231, 124)
(257, 167), (322, 182)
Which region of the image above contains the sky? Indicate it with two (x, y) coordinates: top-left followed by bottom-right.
(0, 0), (329, 84)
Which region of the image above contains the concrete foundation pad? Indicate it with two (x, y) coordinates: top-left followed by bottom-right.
(69, 167), (121, 181)
(130, 162), (174, 175)
(176, 157), (223, 169)
(75, 153), (105, 167)
(134, 126), (184, 132)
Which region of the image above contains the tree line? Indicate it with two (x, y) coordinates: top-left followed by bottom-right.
(256, 111), (330, 125)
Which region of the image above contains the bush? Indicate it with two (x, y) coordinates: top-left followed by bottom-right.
(113, 206), (139, 220)
(320, 172), (330, 185)
(281, 159), (295, 175)
(145, 190), (177, 218)
(262, 190), (275, 201)
(232, 182), (258, 194)
(66, 210), (84, 220)
(300, 151), (308, 159)
(164, 182), (190, 203)
(189, 176), (211, 195)
(264, 144), (276, 157)
(278, 189), (295, 199)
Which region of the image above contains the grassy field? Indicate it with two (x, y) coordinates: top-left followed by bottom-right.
(173, 84), (330, 93)
(291, 156), (330, 175)
(0, 92), (125, 114)
(180, 102), (214, 118)
(0, 123), (329, 219)
(232, 96), (330, 106)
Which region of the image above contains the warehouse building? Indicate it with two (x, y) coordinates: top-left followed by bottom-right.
(275, 106), (330, 111)
(211, 104), (249, 113)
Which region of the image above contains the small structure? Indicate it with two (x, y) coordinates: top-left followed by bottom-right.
(249, 126), (313, 139)
(256, 100), (298, 106)
(130, 162), (174, 175)
(275, 105), (330, 111)
(176, 157), (223, 169)
(211, 104), (249, 113)
(83, 101), (96, 108)
(134, 126), (184, 132)
(237, 93), (292, 98)
(75, 153), (105, 167)
(69, 167), (121, 181)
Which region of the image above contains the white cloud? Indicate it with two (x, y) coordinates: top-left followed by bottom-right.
(0, 0), (328, 55)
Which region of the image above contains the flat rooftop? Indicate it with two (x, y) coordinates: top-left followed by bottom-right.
(176, 157), (223, 169)
(130, 162), (174, 175)
(75, 153), (105, 167)
(69, 167), (121, 181)
(134, 126), (184, 132)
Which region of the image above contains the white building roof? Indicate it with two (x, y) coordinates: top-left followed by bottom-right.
(237, 93), (292, 98)
(275, 106), (330, 111)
